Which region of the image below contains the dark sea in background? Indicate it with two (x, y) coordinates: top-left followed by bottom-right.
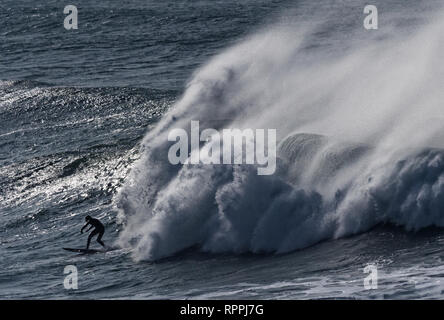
(2, 0), (444, 299)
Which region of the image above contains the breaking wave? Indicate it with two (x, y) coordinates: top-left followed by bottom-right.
(115, 8), (444, 261)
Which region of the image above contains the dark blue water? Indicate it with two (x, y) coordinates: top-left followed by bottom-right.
(2, 0), (444, 299)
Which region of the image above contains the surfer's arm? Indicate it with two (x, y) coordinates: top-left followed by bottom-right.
(80, 222), (90, 234)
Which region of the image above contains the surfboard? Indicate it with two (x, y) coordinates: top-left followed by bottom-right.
(63, 247), (104, 254)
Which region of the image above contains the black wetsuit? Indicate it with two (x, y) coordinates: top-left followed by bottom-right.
(82, 218), (105, 249)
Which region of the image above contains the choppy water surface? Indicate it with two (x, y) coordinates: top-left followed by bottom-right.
(1, 0), (444, 299)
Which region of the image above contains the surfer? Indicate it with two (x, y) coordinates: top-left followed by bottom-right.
(81, 216), (105, 250)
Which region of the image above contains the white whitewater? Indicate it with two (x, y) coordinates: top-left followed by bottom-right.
(116, 7), (444, 261)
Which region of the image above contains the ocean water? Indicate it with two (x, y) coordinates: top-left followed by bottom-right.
(2, 0), (444, 299)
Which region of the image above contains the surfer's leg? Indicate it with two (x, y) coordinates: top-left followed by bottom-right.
(87, 230), (98, 249)
(96, 229), (105, 247)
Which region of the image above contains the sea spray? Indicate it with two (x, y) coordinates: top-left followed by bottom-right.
(116, 9), (444, 261)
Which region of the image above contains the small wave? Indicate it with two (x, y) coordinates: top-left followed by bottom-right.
(0, 79), (51, 89)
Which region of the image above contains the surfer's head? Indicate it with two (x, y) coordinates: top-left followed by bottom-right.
(85, 215), (91, 222)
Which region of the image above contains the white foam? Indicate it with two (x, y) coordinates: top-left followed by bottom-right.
(115, 9), (444, 261)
